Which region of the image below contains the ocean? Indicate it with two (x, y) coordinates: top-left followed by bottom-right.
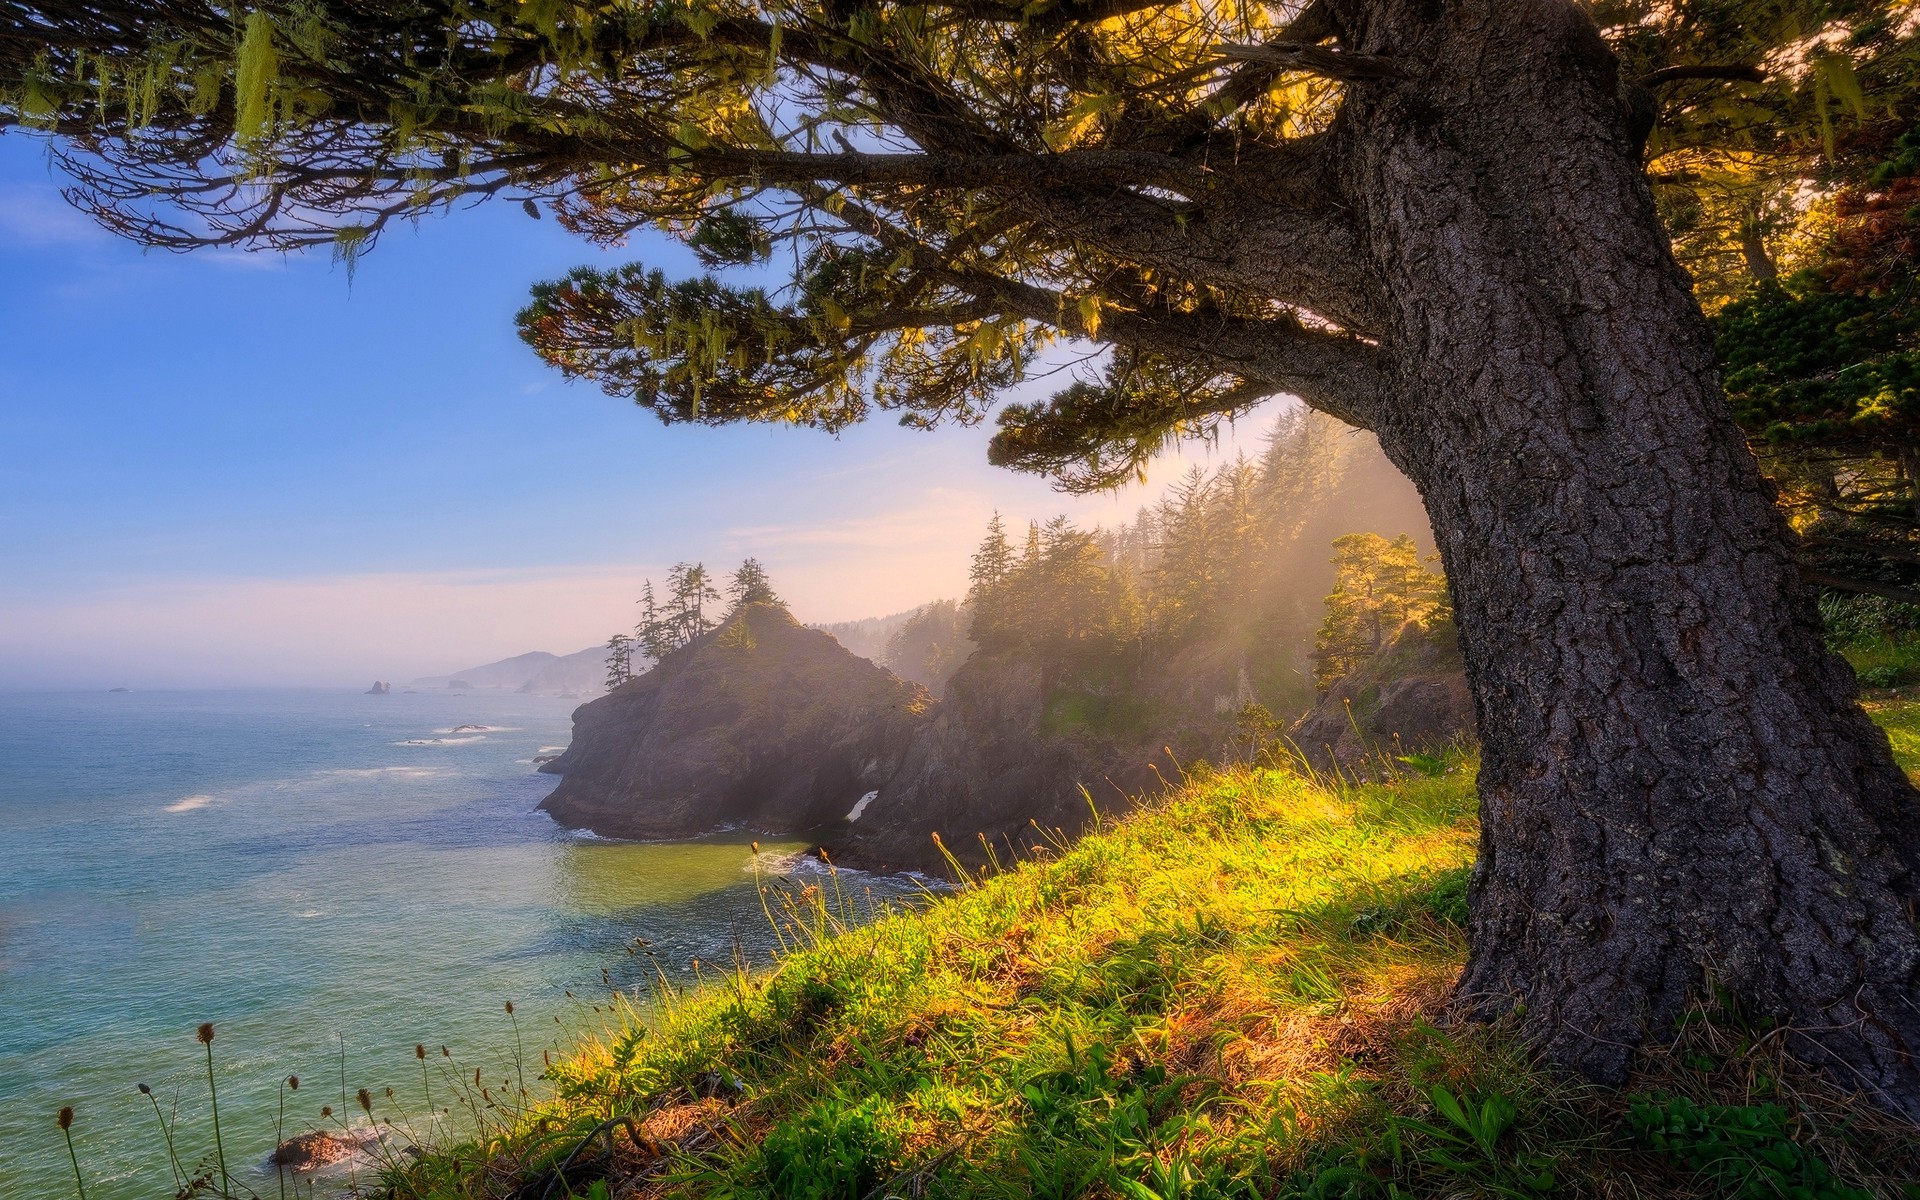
(0, 688), (924, 1198)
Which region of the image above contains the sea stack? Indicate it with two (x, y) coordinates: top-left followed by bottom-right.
(537, 602), (931, 839)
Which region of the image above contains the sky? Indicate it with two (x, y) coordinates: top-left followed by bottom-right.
(0, 135), (1282, 690)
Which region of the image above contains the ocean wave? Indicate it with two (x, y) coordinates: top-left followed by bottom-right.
(393, 735), (486, 746)
(538, 746), (567, 754)
(164, 795), (216, 814)
(435, 725), (519, 734)
(747, 850), (809, 875)
(744, 851), (950, 891)
(320, 766), (448, 779)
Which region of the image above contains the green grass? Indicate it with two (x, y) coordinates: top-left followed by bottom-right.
(384, 715), (1920, 1200)
(1839, 634), (1920, 690)
(1865, 695), (1920, 776)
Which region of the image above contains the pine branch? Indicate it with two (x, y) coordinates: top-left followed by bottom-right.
(1637, 64), (1766, 89)
(1216, 42), (1412, 83)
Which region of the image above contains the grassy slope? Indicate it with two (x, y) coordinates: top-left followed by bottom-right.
(396, 705), (1920, 1200)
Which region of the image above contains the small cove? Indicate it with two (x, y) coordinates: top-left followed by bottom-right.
(0, 688), (927, 1198)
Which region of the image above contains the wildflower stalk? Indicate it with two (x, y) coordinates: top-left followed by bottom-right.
(57, 1106), (86, 1200)
(416, 1045), (433, 1134)
(505, 1002), (526, 1102)
(276, 1076), (298, 1200)
(137, 1083), (184, 1190)
(197, 1023), (230, 1196)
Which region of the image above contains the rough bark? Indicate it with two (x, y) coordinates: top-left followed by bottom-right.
(1741, 215), (1780, 283)
(1321, 0), (1920, 1114)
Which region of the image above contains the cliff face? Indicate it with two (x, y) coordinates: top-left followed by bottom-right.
(1289, 624), (1472, 769)
(826, 652), (1168, 874)
(538, 603), (1463, 874)
(537, 603), (931, 839)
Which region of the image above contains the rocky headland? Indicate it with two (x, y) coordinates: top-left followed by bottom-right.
(536, 601), (1173, 873)
(537, 603), (929, 839)
(535, 603), (1471, 875)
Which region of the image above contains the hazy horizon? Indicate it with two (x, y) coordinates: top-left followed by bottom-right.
(0, 137), (1324, 692)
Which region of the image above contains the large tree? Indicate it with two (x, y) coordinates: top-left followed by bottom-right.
(6, 0), (1920, 1111)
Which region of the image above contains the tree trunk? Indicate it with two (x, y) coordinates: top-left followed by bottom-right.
(1326, 0), (1920, 1114)
(1899, 446), (1920, 524)
(1740, 204), (1779, 283)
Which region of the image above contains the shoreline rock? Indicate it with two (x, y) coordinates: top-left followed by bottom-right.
(269, 1129), (379, 1171)
(537, 603), (929, 840)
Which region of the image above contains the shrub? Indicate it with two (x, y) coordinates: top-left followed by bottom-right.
(1628, 1094), (1872, 1200)
(760, 1095), (908, 1200)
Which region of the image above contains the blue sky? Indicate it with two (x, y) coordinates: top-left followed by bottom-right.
(0, 135), (1270, 689)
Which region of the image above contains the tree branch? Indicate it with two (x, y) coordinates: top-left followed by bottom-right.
(1637, 64), (1766, 89)
(695, 146), (1210, 197)
(933, 260), (1383, 424)
(1800, 568), (1920, 607)
(1216, 42), (1412, 83)
(820, 187), (1381, 417)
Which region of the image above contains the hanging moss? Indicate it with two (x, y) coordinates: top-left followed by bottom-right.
(232, 10), (279, 147)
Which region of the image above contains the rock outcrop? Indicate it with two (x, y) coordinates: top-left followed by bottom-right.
(1289, 623), (1473, 769)
(270, 1130), (378, 1171)
(825, 652), (1169, 874)
(536, 604), (1466, 876)
(364, 680), (391, 695)
(537, 603), (930, 839)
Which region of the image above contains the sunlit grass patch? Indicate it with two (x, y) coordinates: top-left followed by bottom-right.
(384, 737), (1920, 1200)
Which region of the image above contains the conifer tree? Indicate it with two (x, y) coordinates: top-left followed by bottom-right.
(1039, 515), (1109, 646)
(1153, 467), (1222, 637)
(665, 563), (721, 647)
(966, 513), (1015, 647)
(1312, 533), (1449, 689)
(633, 566), (722, 658)
(727, 558), (779, 610)
(14, 0), (1920, 1112)
(635, 580), (670, 662)
(604, 633), (635, 690)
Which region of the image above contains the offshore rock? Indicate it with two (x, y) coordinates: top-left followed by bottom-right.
(537, 603), (930, 839)
(270, 1130), (378, 1171)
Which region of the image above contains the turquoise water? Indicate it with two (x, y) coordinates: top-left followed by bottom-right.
(0, 689), (921, 1198)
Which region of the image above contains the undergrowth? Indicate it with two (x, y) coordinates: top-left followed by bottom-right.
(1824, 594), (1920, 689)
(380, 729), (1920, 1200)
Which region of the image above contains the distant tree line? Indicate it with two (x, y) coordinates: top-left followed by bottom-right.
(879, 599), (972, 692)
(605, 559), (780, 688)
(596, 414), (1442, 706)
(963, 410), (1387, 675)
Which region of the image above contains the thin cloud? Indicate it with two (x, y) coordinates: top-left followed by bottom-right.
(0, 183), (107, 246)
